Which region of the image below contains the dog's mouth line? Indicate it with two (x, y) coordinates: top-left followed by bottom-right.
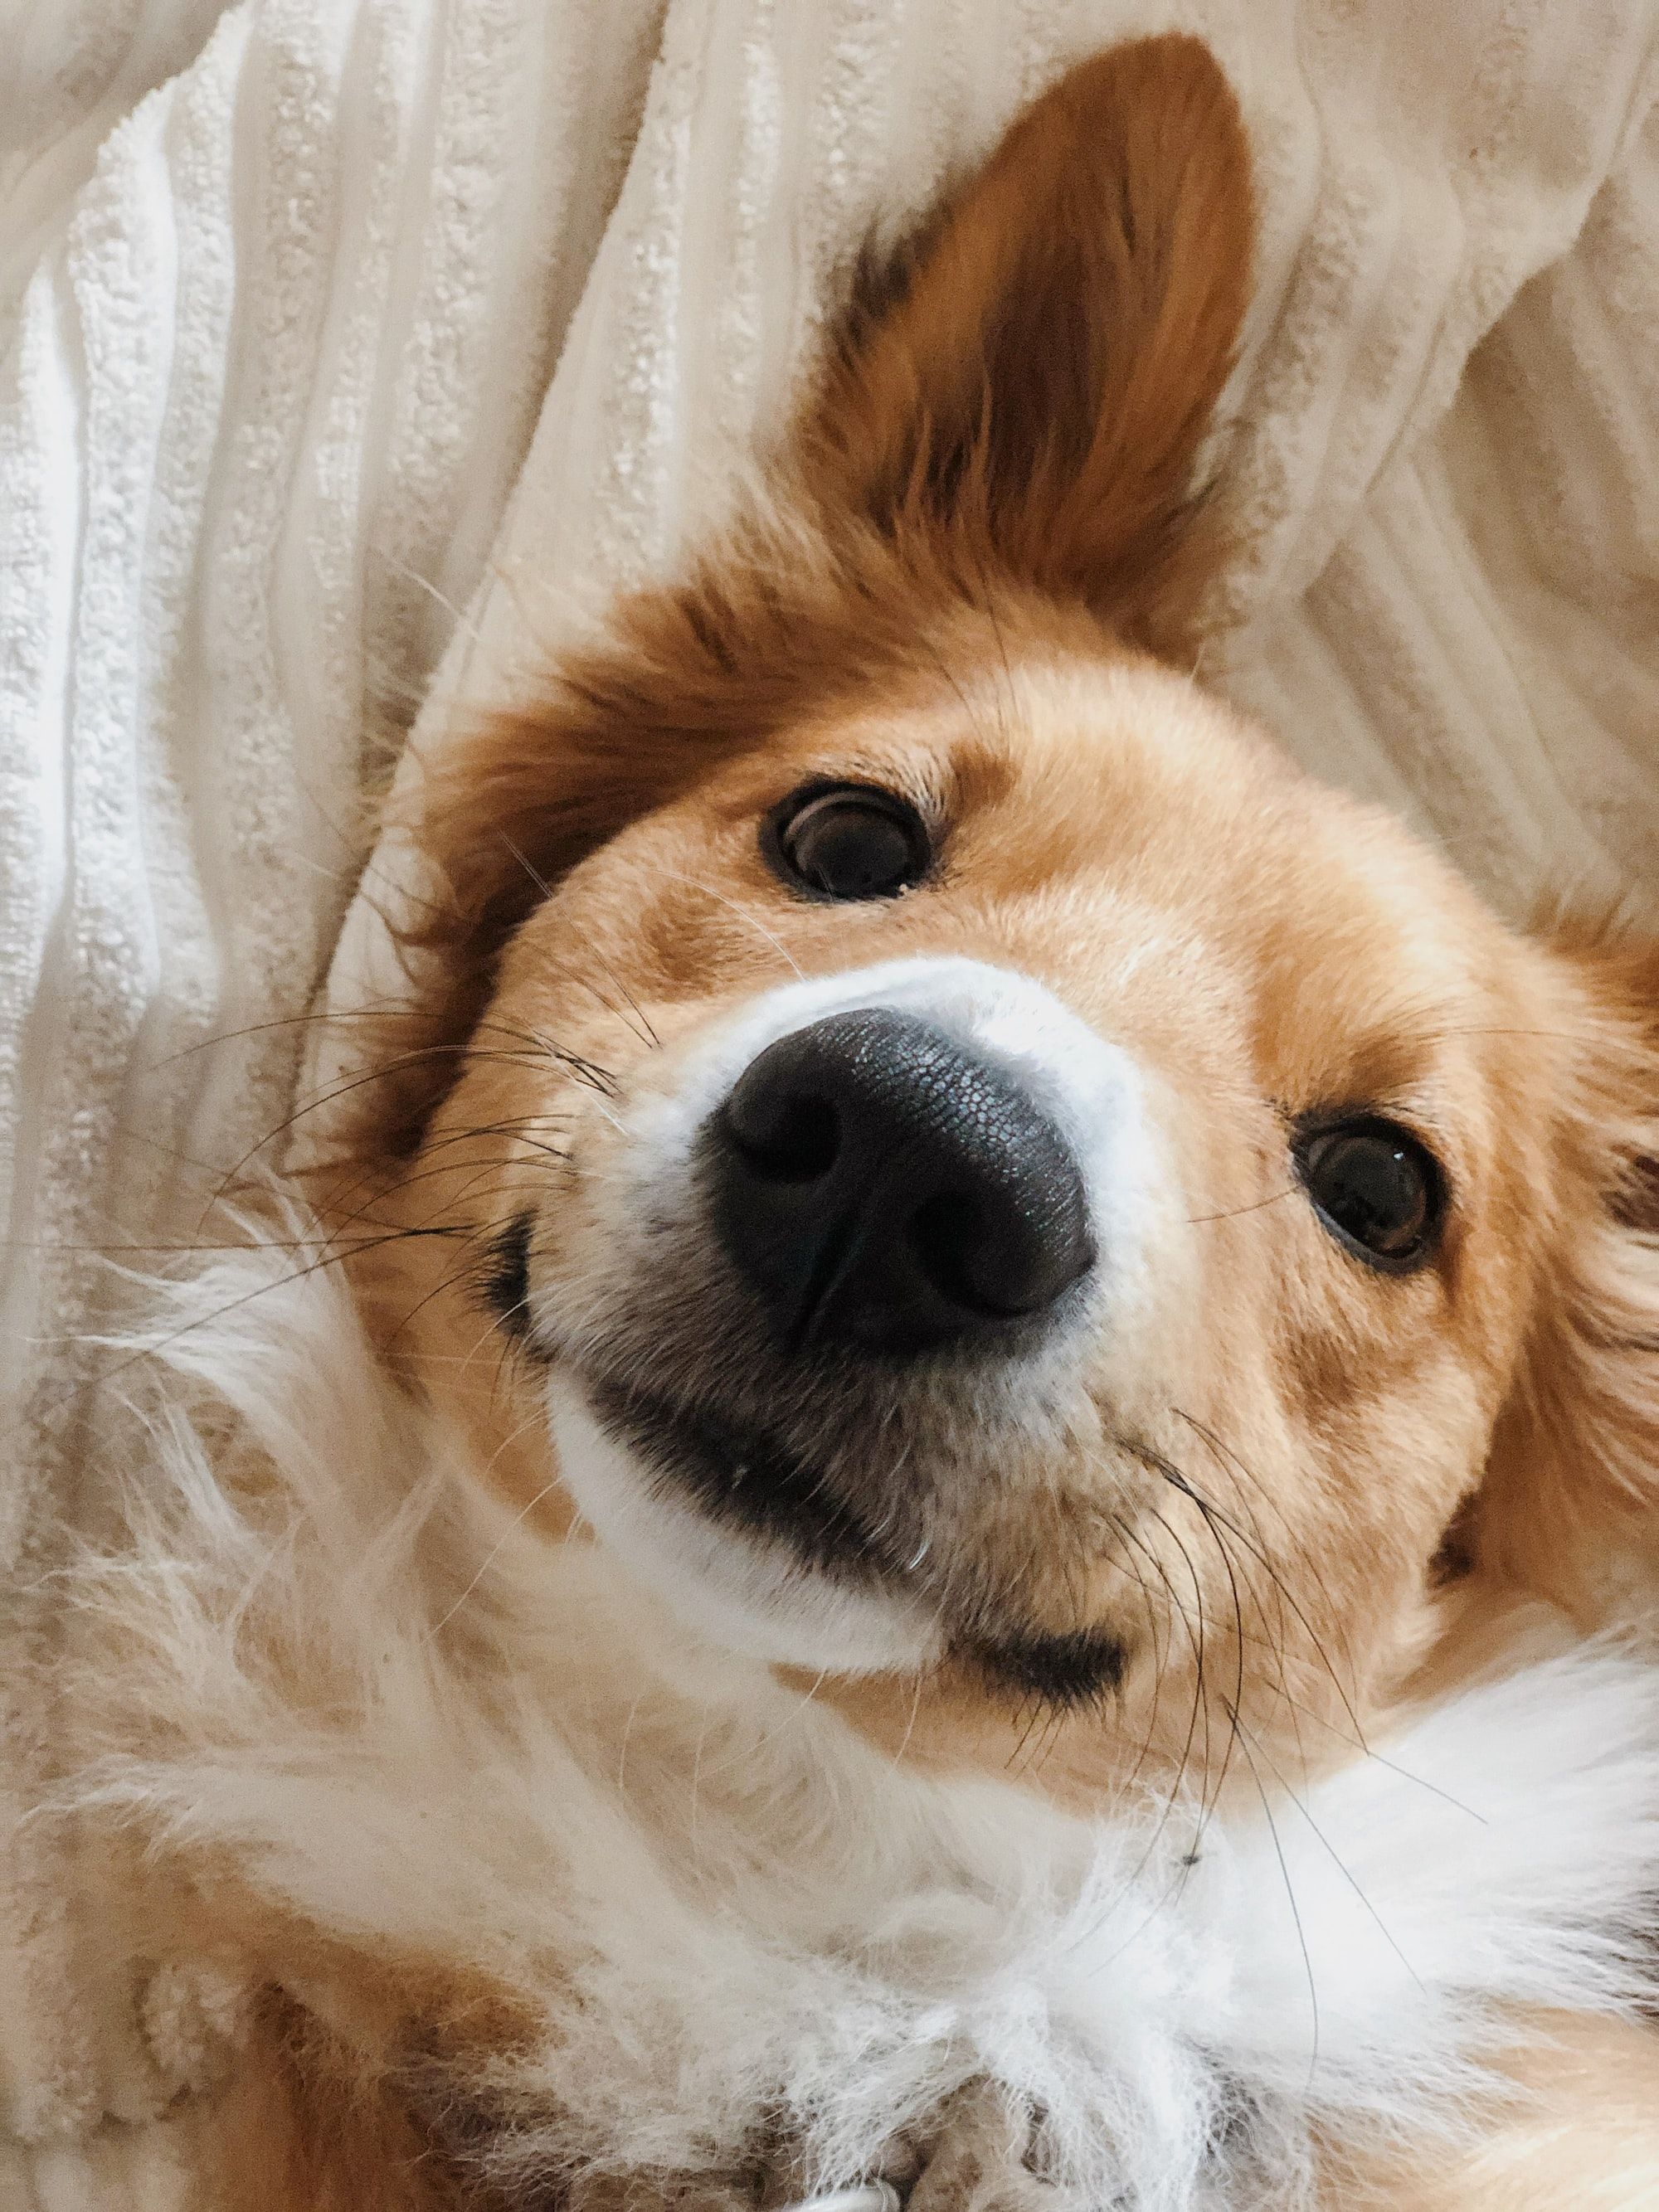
(581, 1368), (902, 1584)
(573, 1364), (1131, 1711)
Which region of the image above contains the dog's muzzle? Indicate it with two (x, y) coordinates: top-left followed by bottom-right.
(533, 958), (1160, 1679)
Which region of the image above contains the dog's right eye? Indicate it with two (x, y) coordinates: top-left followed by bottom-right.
(762, 782), (933, 902)
(1293, 1116), (1445, 1273)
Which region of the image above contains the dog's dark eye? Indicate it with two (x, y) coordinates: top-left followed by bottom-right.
(1294, 1117), (1443, 1272)
(763, 783), (932, 902)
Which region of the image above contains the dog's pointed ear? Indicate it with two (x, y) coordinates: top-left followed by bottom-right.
(1473, 921), (1659, 1619)
(796, 34), (1253, 654)
(345, 37), (1253, 1170)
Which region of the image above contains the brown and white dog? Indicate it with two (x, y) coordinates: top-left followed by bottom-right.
(66, 34), (1659, 2212)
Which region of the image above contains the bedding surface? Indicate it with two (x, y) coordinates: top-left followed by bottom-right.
(2, 2), (1656, 2204)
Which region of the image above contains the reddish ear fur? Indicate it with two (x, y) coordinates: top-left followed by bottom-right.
(1474, 921), (1659, 1619)
(343, 35), (1252, 1165)
(801, 34), (1252, 654)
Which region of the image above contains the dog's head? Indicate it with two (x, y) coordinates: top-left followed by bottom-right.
(344, 38), (1658, 1791)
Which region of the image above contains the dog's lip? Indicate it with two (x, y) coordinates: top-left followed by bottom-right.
(570, 1364), (1132, 1709)
(580, 1367), (898, 1582)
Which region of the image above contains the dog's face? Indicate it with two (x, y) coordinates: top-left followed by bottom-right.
(349, 37), (1657, 1796)
(388, 629), (1615, 1767)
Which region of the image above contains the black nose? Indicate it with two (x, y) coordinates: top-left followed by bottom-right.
(704, 1008), (1096, 1354)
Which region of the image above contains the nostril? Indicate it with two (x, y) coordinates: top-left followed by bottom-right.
(908, 1180), (1094, 1320)
(722, 1090), (841, 1184)
(908, 1189), (995, 1314)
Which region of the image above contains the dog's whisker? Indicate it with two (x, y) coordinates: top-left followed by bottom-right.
(1155, 1437), (1370, 1757)
(1172, 1411), (1366, 1719)
(650, 866), (805, 981)
(888, 1669), (927, 1772)
(1184, 1186), (1299, 1227)
(1224, 1714), (1325, 2093)
(1150, 1425), (1306, 1786)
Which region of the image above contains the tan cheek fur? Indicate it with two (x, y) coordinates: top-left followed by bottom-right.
(1315, 2013), (1659, 2212)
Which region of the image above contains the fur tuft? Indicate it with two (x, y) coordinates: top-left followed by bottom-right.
(57, 1231), (1659, 2209)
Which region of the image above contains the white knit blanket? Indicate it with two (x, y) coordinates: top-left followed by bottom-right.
(2, 3), (1657, 2205)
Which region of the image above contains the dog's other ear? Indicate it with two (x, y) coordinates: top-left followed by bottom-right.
(1472, 921), (1659, 1621)
(798, 33), (1253, 656)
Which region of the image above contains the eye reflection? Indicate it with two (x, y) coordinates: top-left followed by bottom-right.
(1294, 1116), (1444, 1272)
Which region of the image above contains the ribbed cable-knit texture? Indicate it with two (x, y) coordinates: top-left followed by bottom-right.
(0, 0), (667, 2196)
(2, 2), (1657, 2204)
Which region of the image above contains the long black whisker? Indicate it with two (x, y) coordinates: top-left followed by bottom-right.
(1184, 1187), (1299, 1227)
(1225, 1709), (1321, 2090)
(1230, 1702), (1426, 2001)
(1157, 1421), (1306, 1787)
(196, 1048), (555, 1223)
(1186, 1474), (1249, 1821)
(1140, 1497), (1214, 1845)
(311, 1112), (575, 1225)
(1162, 1423), (1368, 1751)
(1100, 1507), (1211, 1881)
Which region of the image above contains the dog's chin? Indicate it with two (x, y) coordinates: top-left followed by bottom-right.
(545, 1375), (941, 1675)
(545, 1373), (1135, 1712)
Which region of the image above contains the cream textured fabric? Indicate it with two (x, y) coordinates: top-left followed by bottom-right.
(0, 0), (669, 2190)
(2, 1), (1657, 2204)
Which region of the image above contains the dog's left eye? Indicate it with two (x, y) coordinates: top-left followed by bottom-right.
(1294, 1116), (1444, 1272)
(763, 782), (932, 902)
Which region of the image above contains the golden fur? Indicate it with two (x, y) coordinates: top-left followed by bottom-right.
(87, 34), (1658, 2210)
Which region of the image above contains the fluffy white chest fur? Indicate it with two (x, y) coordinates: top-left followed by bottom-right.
(66, 1241), (1659, 2211)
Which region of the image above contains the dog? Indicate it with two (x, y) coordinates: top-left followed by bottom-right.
(62, 33), (1659, 2212)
